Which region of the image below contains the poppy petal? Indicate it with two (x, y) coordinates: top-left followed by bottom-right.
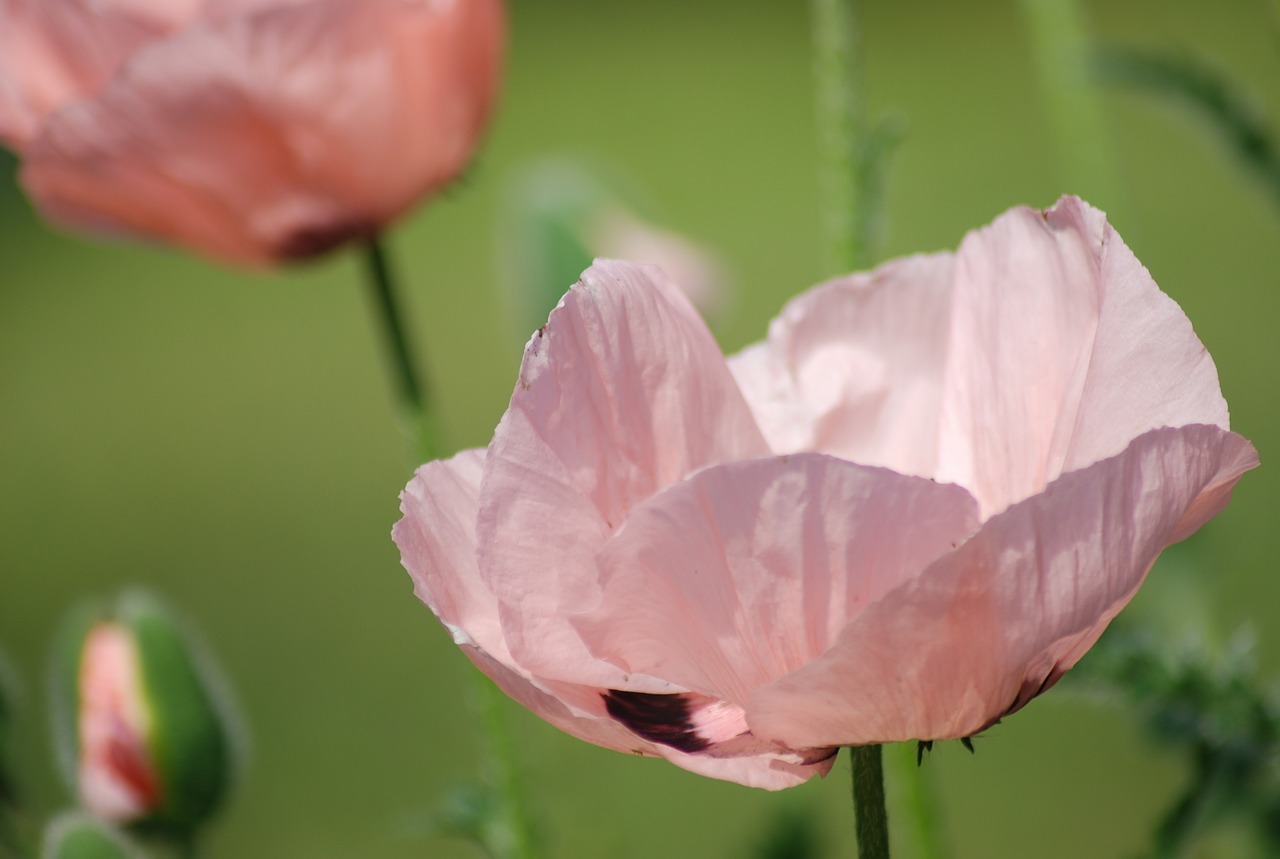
(477, 260), (772, 689)
(749, 424), (1258, 748)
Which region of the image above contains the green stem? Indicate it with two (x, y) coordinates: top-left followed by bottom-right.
(886, 742), (948, 859)
(472, 677), (542, 859)
(809, 0), (869, 274)
(360, 237), (539, 859)
(851, 745), (890, 859)
(1151, 750), (1226, 859)
(361, 237), (443, 464)
(1018, 0), (1121, 204)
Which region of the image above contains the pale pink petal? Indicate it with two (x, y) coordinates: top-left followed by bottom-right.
(1054, 200), (1230, 471)
(578, 453), (980, 706)
(397, 453), (646, 749)
(394, 449), (512, 663)
(19, 0), (503, 263)
(592, 209), (726, 315)
(650, 742), (834, 791)
(749, 425), (1258, 749)
(465, 649), (831, 788)
(476, 261), (772, 688)
(458, 646), (648, 753)
(727, 252), (955, 476)
(935, 196), (1230, 517)
(0, 0), (198, 147)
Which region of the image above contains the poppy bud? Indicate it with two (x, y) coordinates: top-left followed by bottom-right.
(51, 592), (237, 835)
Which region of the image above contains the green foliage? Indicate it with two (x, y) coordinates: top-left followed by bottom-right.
(1093, 44), (1280, 213)
(749, 806), (822, 859)
(400, 782), (543, 859)
(42, 814), (147, 859)
(1074, 620), (1280, 858)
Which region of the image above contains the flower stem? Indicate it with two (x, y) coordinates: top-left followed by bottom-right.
(1151, 750), (1226, 859)
(1018, 0), (1120, 204)
(359, 237), (539, 859)
(361, 237), (443, 464)
(851, 745), (890, 859)
(886, 742), (949, 859)
(473, 677), (542, 859)
(809, 0), (869, 274)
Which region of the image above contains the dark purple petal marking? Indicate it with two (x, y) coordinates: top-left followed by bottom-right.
(602, 690), (710, 754)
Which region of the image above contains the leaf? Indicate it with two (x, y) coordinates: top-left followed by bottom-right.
(1092, 45), (1280, 212)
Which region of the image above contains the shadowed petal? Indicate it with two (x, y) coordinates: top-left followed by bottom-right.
(578, 453), (980, 706)
(462, 639), (831, 789)
(395, 450), (821, 786)
(476, 261), (772, 688)
(749, 425), (1258, 748)
(728, 252), (955, 475)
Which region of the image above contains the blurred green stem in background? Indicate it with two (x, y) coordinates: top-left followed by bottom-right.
(360, 238), (541, 859)
(361, 237), (443, 465)
(1092, 45), (1280, 215)
(1018, 0), (1121, 205)
(887, 742), (949, 859)
(809, 1), (927, 856)
(809, 0), (868, 274)
(471, 678), (543, 859)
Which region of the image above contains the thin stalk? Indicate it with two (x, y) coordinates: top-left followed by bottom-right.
(1019, 0), (1121, 204)
(886, 742), (949, 859)
(809, 0), (869, 274)
(851, 745), (890, 859)
(809, 4), (897, 856)
(473, 677), (542, 859)
(361, 237), (443, 464)
(359, 237), (539, 859)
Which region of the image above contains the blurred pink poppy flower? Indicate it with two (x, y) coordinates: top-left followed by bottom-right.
(0, 0), (503, 264)
(393, 196), (1257, 790)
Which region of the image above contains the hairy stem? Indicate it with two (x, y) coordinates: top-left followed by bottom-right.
(851, 745), (890, 859)
(362, 237), (443, 464)
(809, 0), (869, 274)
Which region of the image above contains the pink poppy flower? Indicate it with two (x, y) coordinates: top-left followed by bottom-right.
(0, 0), (503, 264)
(393, 196), (1257, 790)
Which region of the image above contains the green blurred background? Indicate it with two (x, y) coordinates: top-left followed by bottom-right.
(2, 0), (1278, 856)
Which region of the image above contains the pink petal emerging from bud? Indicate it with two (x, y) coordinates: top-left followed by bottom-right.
(395, 196), (1257, 789)
(2, 0), (504, 264)
(77, 624), (158, 822)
